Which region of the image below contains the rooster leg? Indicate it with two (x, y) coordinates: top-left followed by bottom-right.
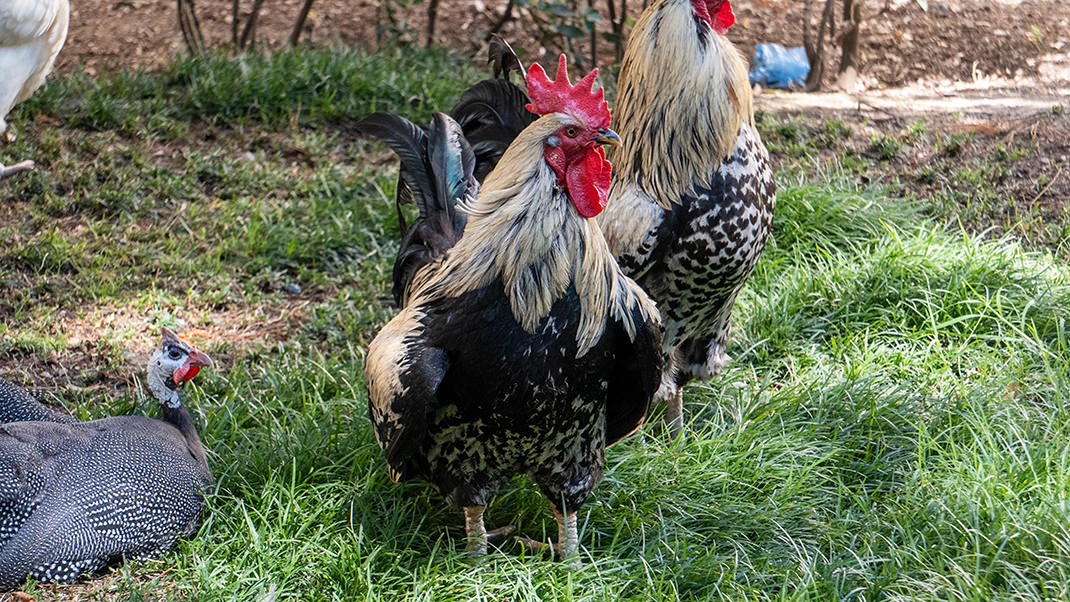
(0, 160), (36, 179)
(554, 507), (580, 563)
(664, 385), (684, 438)
(464, 505), (489, 558)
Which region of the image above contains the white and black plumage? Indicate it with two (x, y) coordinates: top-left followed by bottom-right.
(0, 329), (213, 589)
(361, 62), (663, 559)
(597, 0), (776, 434)
(0, 378), (76, 425)
(0, 0), (69, 178)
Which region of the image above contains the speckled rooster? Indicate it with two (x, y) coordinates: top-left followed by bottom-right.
(598, 0), (776, 435)
(360, 57), (663, 560)
(407, 1), (776, 436)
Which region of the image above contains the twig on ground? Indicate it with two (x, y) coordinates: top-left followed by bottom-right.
(1029, 167), (1063, 205)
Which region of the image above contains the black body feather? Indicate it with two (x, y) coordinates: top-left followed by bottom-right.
(372, 282), (662, 511)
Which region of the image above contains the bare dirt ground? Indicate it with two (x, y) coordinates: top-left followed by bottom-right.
(56, 0), (1070, 201)
(756, 77), (1070, 234)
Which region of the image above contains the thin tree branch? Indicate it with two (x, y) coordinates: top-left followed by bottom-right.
(290, 0), (317, 45)
(487, 0), (516, 39)
(232, 0), (240, 47)
(177, 0), (206, 54)
(426, 0), (441, 46)
(239, 0), (267, 50)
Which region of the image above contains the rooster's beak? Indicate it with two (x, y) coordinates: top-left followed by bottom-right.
(595, 128), (622, 147)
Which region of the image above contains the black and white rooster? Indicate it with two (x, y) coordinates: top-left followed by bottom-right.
(360, 57), (663, 560)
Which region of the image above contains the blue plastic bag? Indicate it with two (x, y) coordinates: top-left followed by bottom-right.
(748, 43), (810, 89)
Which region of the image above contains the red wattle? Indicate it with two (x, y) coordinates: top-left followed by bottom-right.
(173, 363), (200, 384)
(712, 0), (734, 34)
(566, 147), (612, 218)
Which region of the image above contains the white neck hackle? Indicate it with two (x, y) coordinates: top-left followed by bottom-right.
(606, 0), (753, 210)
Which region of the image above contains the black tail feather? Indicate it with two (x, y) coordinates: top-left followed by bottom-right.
(427, 113), (476, 234)
(357, 37), (534, 304)
(449, 79), (536, 182)
(357, 112), (477, 305)
(488, 34), (525, 81)
(355, 112), (432, 233)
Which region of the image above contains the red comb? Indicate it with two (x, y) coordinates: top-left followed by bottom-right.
(525, 54), (610, 130)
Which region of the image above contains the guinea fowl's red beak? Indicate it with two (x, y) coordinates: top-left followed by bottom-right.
(173, 348), (213, 385)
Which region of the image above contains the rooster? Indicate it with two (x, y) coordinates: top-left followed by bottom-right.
(0, 0), (69, 178)
(596, 0), (776, 436)
(361, 57), (663, 560)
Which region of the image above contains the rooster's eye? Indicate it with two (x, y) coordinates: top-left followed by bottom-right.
(168, 349), (182, 360)
(565, 127), (578, 138)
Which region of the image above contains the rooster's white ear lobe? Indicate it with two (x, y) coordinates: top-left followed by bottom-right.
(160, 327), (180, 343)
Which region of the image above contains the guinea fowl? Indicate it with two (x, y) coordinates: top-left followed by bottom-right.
(361, 57), (663, 560)
(0, 0), (69, 178)
(0, 329), (213, 589)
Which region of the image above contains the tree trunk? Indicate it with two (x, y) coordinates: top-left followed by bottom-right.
(238, 0), (267, 50)
(290, 0), (317, 46)
(804, 0), (837, 91)
(838, 0), (861, 75)
(426, 0), (441, 47)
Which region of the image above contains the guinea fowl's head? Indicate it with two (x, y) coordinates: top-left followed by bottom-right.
(524, 55), (621, 218)
(147, 328), (213, 408)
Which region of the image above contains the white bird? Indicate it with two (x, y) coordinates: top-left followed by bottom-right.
(0, 0), (69, 179)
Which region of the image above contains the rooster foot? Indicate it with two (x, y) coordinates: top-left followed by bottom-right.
(515, 535), (559, 560)
(0, 160), (36, 179)
(486, 524), (516, 543)
(514, 507), (580, 567)
(514, 536), (582, 568)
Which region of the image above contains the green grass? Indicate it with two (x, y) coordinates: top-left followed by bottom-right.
(4, 48), (1070, 601)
